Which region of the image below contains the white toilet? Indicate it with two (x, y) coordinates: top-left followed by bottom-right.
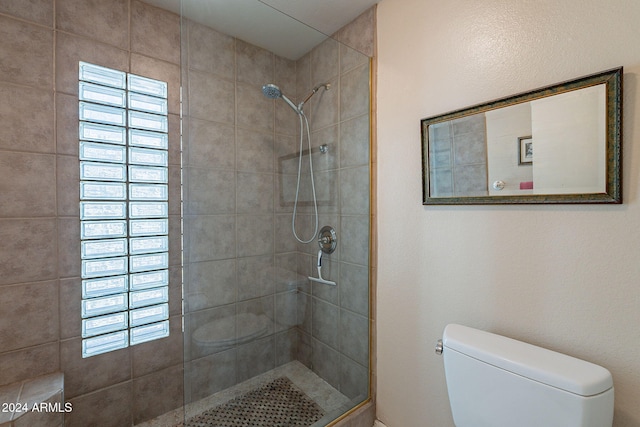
(439, 324), (614, 427)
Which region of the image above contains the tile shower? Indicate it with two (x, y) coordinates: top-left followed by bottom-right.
(0, 0), (373, 425)
(181, 2), (372, 423)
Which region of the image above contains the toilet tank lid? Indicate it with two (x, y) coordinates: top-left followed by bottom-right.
(442, 324), (613, 396)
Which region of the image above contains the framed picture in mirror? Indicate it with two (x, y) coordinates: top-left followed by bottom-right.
(518, 136), (533, 165)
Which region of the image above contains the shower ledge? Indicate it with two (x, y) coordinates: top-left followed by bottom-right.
(0, 372), (65, 427)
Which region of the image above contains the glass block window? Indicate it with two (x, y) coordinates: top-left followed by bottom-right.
(79, 62), (170, 358)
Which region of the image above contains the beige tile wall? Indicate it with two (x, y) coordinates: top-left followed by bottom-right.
(0, 1), (183, 425)
(181, 17), (297, 402)
(294, 35), (372, 406)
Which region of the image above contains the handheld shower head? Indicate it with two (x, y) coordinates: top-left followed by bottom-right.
(262, 83), (300, 114)
(262, 83), (281, 99)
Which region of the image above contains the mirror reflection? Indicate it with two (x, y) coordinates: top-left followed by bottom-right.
(421, 68), (622, 204)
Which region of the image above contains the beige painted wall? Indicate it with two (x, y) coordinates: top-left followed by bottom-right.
(376, 0), (640, 426)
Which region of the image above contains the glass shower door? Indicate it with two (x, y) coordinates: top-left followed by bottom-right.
(180, 1), (371, 425)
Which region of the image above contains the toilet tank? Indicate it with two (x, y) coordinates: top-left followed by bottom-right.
(442, 324), (614, 427)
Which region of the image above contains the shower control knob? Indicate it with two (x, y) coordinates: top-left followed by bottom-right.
(317, 225), (337, 254)
(435, 339), (443, 355)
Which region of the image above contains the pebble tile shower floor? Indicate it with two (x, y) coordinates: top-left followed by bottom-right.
(149, 362), (351, 427)
(182, 377), (324, 427)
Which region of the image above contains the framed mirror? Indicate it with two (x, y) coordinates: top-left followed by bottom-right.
(421, 67), (622, 205)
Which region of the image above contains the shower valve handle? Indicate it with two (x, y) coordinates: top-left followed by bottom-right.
(317, 226), (337, 254)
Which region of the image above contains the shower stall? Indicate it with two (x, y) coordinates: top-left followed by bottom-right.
(179, 1), (373, 426)
(0, 0), (371, 426)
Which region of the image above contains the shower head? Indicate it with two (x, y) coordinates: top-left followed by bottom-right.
(262, 83), (281, 99)
(262, 83), (300, 114)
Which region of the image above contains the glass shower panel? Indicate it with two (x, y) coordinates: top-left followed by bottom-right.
(180, 1), (371, 425)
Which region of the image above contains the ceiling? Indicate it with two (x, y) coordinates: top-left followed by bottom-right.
(144, 0), (379, 60)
